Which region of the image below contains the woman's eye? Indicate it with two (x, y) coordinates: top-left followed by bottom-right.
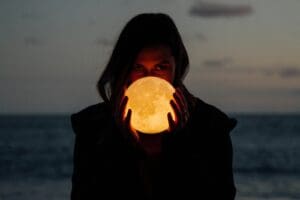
(155, 64), (167, 71)
(133, 65), (143, 71)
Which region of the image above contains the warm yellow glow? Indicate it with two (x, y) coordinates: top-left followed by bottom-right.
(124, 76), (176, 134)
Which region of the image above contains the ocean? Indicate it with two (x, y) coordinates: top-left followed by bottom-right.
(0, 114), (300, 200)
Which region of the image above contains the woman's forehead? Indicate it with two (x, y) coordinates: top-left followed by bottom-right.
(134, 45), (173, 62)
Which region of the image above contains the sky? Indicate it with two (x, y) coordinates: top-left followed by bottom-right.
(1, 0), (300, 114)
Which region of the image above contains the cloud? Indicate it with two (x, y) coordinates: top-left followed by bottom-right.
(94, 38), (113, 47)
(195, 33), (207, 41)
(189, 1), (253, 18)
(24, 36), (44, 46)
(202, 57), (232, 68)
(262, 66), (300, 78)
(288, 88), (300, 96)
(88, 18), (97, 26)
(278, 67), (300, 78)
(184, 33), (207, 43)
(21, 11), (42, 20)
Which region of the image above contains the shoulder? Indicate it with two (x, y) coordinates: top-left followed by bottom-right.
(71, 102), (109, 119)
(70, 102), (112, 135)
(192, 98), (237, 133)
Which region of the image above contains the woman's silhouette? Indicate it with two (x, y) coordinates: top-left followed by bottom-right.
(70, 13), (237, 200)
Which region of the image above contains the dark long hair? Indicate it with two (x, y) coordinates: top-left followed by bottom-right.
(97, 13), (190, 106)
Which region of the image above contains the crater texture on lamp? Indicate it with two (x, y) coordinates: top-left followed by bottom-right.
(124, 76), (176, 134)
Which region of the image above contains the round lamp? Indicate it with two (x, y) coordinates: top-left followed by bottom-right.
(124, 76), (176, 134)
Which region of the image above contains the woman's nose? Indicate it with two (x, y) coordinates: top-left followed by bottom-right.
(143, 69), (156, 77)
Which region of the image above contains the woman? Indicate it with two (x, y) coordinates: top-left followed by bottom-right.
(70, 13), (237, 200)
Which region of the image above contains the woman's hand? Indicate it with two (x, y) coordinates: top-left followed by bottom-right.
(114, 89), (140, 145)
(167, 86), (190, 133)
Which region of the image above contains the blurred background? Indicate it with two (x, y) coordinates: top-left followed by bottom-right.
(1, 0), (300, 199)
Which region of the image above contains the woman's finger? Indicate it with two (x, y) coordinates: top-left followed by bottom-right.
(167, 112), (176, 132)
(172, 90), (190, 129)
(124, 108), (131, 126)
(173, 92), (189, 125)
(174, 89), (189, 125)
(175, 88), (190, 116)
(120, 96), (129, 121)
(173, 92), (185, 113)
(170, 99), (181, 126)
(176, 88), (188, 111)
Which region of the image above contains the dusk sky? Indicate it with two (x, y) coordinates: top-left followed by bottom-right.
(1, 0), (300, 114)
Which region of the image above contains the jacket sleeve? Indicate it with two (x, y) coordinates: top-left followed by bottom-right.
(186, 101), (237, 200)
(163, 105), (237, 200)
(70, 113), (94, 200)
(206, 110), (237, 200)
(211, 124), (236, 200)
(69, 103), (114, 200)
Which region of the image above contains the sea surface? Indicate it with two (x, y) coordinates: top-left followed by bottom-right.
(0, 114), (300, 200)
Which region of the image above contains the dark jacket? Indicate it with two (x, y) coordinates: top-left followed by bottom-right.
(70, 98), (237, 200)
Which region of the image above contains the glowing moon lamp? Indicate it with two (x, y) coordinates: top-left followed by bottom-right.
(124, 76), (176, 134)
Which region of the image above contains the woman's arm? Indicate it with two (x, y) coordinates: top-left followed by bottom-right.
(70, 114), (95, 200)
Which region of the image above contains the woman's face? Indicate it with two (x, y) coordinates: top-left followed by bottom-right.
(128, 45), (175, 86)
